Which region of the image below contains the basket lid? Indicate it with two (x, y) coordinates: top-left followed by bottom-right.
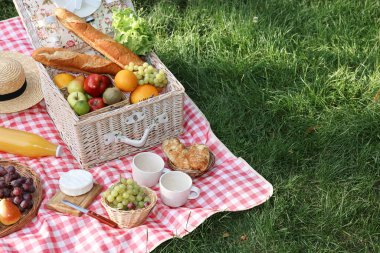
(14, 0), (134, 52)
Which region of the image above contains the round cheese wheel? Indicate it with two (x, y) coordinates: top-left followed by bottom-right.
(59, 170), (94, 196)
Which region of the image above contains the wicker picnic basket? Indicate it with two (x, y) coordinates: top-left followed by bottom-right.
(0, 160), (43, 238)
(101, 186), (157, 228)
(13, 0), (185, 168)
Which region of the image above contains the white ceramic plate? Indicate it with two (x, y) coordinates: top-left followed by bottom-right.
(52, 0), (102, 18)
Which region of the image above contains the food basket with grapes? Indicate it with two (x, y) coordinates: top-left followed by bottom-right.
(0, 160), (42, 237)
(101, 176), (157, 228)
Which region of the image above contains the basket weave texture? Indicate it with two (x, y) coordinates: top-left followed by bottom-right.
(14, 0), (185, 169)
(101, 186), (157, 229)
(0, 160), (42, 238)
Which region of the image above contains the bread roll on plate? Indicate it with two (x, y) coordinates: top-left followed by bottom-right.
(162, 138), (210, 172)
(187, 144), (210, 172)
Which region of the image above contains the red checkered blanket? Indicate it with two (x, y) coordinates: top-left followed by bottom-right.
(0, 17), (273, 253)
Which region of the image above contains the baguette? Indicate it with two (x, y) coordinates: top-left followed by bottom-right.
(32, 48), (122, 75)
(54, 8), (144, 68)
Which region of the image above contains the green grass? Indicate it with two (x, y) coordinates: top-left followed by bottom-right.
(0, 0), (17, 20)
(2, 0), (380, 252)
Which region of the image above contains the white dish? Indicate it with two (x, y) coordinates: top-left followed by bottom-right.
(52, 0), (102, 18)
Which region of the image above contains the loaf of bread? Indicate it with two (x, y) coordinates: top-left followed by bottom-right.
(54, 8), (145, 68)
(32, 48), (123, 75)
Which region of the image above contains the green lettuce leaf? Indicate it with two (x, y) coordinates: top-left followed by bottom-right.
(112, 8), (154, 56)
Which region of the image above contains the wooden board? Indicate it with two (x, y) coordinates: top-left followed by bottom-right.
(46, 183), (103, 216)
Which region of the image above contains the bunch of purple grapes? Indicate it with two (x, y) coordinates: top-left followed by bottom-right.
(0, 165), (35, 212)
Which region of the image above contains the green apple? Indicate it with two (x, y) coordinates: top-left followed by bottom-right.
(67, 76), (85, 94)
(73, 100), (90, 116)
(85, 93), (92, 100)
(67, 91), (87, 108)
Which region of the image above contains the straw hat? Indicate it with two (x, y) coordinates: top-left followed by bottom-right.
(0, 51), (43, 113)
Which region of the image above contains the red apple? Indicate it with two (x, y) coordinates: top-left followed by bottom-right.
(88, 97), (105, 111)
(84, 74), (111, 97)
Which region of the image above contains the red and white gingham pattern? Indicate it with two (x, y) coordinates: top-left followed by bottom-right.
(0, 17), (273, 253)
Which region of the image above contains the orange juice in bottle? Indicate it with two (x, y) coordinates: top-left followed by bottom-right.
(0, 127), (62, 158)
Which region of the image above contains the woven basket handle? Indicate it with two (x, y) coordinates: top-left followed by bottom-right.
(116, 124), (155, 147)
(103, 113), (168, 147)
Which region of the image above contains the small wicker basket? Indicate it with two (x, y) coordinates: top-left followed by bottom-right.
(167, 151), (216, 178)
(101, 186), (157, 229)
(0, 160), (42, 238)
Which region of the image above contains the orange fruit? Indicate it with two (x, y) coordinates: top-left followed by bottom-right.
(130, 85), (159, 104)
(53, 73), (75, 89)
(114, 70), (138, 92)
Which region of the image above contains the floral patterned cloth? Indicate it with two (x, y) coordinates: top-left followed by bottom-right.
(21, 0), (131, 50)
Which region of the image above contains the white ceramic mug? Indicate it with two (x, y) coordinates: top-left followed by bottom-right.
(159, 171), (201, 207)
(132, 152), (165, 187)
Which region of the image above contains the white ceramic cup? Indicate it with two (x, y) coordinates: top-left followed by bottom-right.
(132, 152), (165, 187)
(159, 171), (201, 207)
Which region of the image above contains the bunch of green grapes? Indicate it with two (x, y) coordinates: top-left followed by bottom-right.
(103, 177), (151, 210)
(125, 62), (168, 89)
